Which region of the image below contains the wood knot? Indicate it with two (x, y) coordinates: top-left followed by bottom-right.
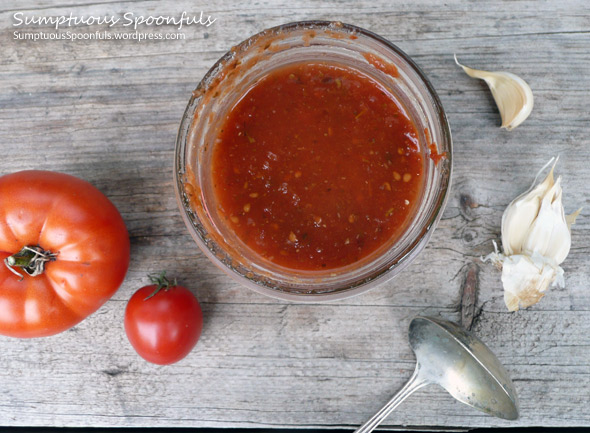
(462, 228), (478, 244)
(102, 367), (127, 378)
(459, 193), (479, 221)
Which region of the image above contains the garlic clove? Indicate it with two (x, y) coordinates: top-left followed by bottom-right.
(501, 253), (562, 311)
(522, 177), (571, 264)
(501, 159), (556, 256)
(454, 54), (534, 130)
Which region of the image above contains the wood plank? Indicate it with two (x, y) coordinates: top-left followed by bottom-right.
(0, 0), (589, 428)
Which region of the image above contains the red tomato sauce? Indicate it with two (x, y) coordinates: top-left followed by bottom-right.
(212, 62), (424, 270)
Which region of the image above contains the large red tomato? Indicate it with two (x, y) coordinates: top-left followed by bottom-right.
(0, 170), (130, 338)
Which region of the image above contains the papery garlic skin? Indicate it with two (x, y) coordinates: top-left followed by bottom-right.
(501, 253), (563, 312)
(455, 55), (534, 131)
(485, 158), (580, 311)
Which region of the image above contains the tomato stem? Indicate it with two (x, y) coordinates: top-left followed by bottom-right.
(144, 271), (178, 300)
(4, 245), (58, 280)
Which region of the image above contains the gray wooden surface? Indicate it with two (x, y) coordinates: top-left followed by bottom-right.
(1, 0), (589, 429)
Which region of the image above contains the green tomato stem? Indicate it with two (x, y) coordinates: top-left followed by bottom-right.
(4, 245), (57, 279)
(144, 271), (178, 300)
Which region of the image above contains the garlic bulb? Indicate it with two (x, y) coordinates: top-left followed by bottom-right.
(485, 158), (581, 311)
(455, 54), (534, 131)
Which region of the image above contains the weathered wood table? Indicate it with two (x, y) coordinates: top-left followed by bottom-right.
(1, 0), (589, 429)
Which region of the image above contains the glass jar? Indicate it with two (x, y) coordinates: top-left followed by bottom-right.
(174, 21), (452, 301)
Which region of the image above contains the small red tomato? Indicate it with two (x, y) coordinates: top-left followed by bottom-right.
(124, 273), (203, 365)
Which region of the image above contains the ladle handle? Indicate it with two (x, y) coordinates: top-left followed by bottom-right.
(353, 367), (428, 433)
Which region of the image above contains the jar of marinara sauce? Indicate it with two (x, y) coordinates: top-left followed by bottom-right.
(175, 21), (452, 301)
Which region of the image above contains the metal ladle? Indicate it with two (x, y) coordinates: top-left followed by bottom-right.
(355, 316), (518, 433)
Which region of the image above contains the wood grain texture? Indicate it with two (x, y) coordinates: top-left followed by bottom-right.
(1, 0), (590, 429)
